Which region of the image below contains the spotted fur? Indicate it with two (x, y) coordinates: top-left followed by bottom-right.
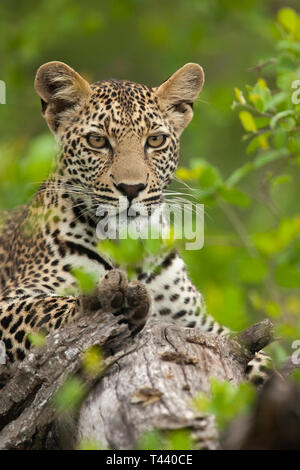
(0, 62), (268, 381)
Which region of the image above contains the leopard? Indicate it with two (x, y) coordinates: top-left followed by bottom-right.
(0, 61), (269, 383)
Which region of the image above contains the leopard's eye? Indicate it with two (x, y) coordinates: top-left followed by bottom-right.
(86, 133), (108, 149)
(146, 135), (166, 148)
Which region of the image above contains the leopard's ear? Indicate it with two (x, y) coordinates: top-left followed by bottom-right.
(155, 63), (204, 132)
(34, 61), (92, 133)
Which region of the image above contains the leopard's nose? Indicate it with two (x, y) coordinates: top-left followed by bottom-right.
(115, 182), (146, 202)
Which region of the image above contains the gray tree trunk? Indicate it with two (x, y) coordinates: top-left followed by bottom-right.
(0, 293), (275, 450)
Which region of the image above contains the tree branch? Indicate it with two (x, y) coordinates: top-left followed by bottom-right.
(0, 299), (276, 450)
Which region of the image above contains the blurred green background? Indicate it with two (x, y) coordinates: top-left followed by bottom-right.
(0, 0), (299, 351)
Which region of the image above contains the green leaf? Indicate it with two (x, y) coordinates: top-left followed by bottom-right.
(82, 345), (103, 377)
(234, 87), (246, 104)
(176, 167), (196, 181)
(247, 133), (270, 153)
(267, 91), (288, 109)
(27, 331), (46, 348)
(246, 136), (262, 154)
(192, 378), (256, 430)
(198, 165), (220, 189)
(187, 160), (222, 188)
(52, 377), (86, 413)
(166, 429), (193, 451)
(270, 110), (295, 129)
(277, 8), (300, 40)
(70, 267), (99, 293)
(254, 117), (270, 129)
(248, 79), (271, 112)
(99, 238), (143, 267)
(239, 111), (257, 132)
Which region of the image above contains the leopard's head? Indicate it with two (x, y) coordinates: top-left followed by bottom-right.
(35, 61), (204, 228)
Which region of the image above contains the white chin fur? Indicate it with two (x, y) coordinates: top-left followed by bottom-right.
(95, 203), (165, 241)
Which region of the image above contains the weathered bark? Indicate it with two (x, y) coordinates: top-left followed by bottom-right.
(0, 290), (275, 451)
(75, 319), (274, 450)
(0, 310), (131, 450)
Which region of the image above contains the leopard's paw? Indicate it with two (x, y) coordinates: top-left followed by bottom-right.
(126, 280), (152, 330)
(97, 269), (151, 330)
(97, 269), (128, 314)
